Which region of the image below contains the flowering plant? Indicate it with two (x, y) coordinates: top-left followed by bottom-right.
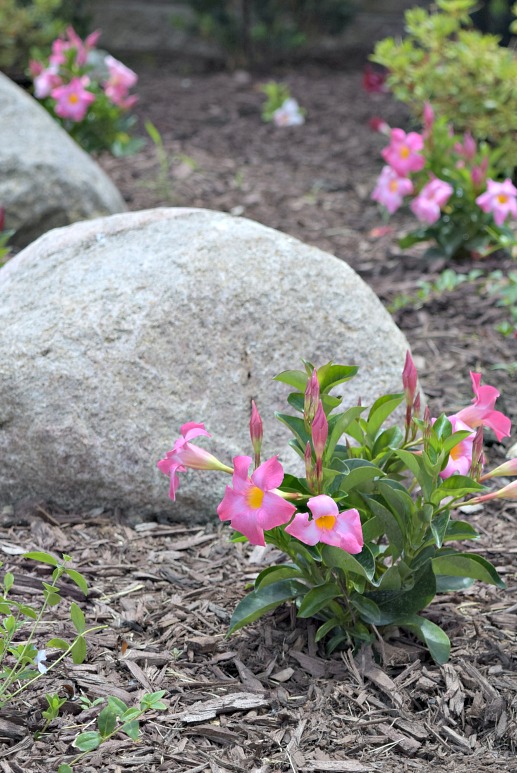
(260, 81), (305, 127)
(29, 27), (142, 156)
(158, 356), (512, 664)
(372, 108), (517, 259)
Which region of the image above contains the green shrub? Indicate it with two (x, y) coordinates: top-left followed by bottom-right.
(371, 0), (517, 177)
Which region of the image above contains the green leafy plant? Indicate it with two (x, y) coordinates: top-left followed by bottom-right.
(57, 691), (167, 772)
(387, 268), (484, 313)
(157, 357), (512, 664)
(29, 27), (143, 156)
(0, 552), (104, 711)
(175, 0), (356, 66)
(371, 0), (517, 178)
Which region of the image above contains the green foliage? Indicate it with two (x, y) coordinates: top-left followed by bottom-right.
(259, 81), (291, 122)
(0, 0), (86, 74)
(371, 0), (517, 177)
(0, 209), (14, 267)
(175, 0), (356, 66)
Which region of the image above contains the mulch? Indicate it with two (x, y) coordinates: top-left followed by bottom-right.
(1, 62), (516, 772)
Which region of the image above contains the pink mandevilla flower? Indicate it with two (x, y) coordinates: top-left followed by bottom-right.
(476, 179), (517, 227)
(454, 372), (511, 441)
(439, 416), (475, 480)
(410, 178), (454, 225)
(104, 55), (138, 108)
(217, 455), (296, 546)
(33, 65), (62, 98)
(381, 128), (425, 176)
(157, 422), (232, 501)
(372, 166), (413, 214)
(285, 495), (363, 553)
(51, 77), (95, 121)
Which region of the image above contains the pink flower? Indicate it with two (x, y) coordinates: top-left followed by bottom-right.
(382, 128), (425, 176)
(423, 102), (434, 137)
(439, 416), (475, 479)
(157, 422), (232, 501)
(273, 98), (305, 127)
(402, 351), (418, 407)
(50, 27), (101, 67)
(285, 495), (363, 553)
(481, 457), (517, 480)
(217, 456), (296, 546)
(410, 178), (454, 224)
(372, 166), (413, 214)
(454, 372), (511, 441)
(51, 77), (95, 121)
(33, 65), (62, 98)
(476, 179), (517, 226)
(362, 65), (388, 94)
(469, 479), (517, 505)
(368, 116), (390, 135)
(471, 158), (488, 188)
(250, 401), (263, 466)
(312, 401), (328, 461)
(104, 55), (138, 108)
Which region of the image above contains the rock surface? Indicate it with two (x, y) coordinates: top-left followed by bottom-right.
(0, 208), (411, 520)
(0, 72), (126, 248)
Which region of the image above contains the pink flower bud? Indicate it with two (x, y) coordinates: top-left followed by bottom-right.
(469, 479), (517, 504)
(250, 400), (263, 467)
(463, 132), (476, 160)
(423, 102), (434, 132)
(481, 457), (517, 480)
(402, 351), (418, 406)
(312, 401), (328, 462)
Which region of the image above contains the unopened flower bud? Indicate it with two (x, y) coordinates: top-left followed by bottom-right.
(304, 369), (320, 427)
(312, 401), (328, 462)
(480, 457), (517, 481)
(250, 400), (263, 468)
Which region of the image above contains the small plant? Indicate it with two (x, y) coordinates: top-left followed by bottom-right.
(0, 208), (15, 267)
(260, 82), (305, 126)
(0, 552), (104, 712)
(29, 27), (143, 156)
(486, 269), (517, 335)
(371, 0), (517, 178)
(387, 268), (484, 313)
(58, 691), (167, 772)
(157, 356), (512, 664)
(371, 107), (517, 259)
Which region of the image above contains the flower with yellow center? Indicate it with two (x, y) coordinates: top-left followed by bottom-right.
(285, 494), (363, 553)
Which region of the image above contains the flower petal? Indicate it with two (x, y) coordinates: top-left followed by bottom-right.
(180, 422), (211, 442)
(231, 456), (252, 493)
(284, 512), (320, 545)
(251, 456), (284, 492)
(307, 494), (338, 520)
(257, 492), (296, 530)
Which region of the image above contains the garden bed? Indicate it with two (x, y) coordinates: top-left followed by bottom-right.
(2, 63), (516, 772)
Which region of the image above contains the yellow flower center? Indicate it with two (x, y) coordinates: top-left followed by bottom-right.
(389, 179), (399, 192)
(400, 145), (410, 159)
(450, 442), (463, 461)
(69, 93), (79, 104)
(497, 194), (508, 204)
(246, 486), (264, 509)
(315, 515), (336, 530)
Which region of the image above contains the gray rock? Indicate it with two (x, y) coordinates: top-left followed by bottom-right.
(0, 73), (126, 247)
(0, 208), (411, 521)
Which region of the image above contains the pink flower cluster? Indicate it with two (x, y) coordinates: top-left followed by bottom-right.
(30, 27), (138, 122)
(371, 108), (517, 229)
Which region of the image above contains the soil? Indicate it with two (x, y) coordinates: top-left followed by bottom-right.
(2, 64), (517, 772)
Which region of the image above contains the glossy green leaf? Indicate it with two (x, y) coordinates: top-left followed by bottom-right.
(349, 593), (382, 624)
(64, 568), (89, 596)
(71, 635), (87, 665)
(321, 544), (375, 582)
(107, 696), (128, 715)
(432, 553), (505, 588)
(430, 511), (449, 548)
(120, 707), (141, 722)
(73, 730), (101, 752)
(326, 406), (366, 459)
(366, 393), (404, 437)
(435, 575), (474, 592)
(441, 430), (475, 457)
(398, 615), (451, 664)
(377, 480), (414, 528)
(297, 583), (342, 618)
(275, 413), (311, 448)
(430, 475), (484, 504)
(255, 564), (304, 589)
(228, 579), (307, 635)
(317, 363), (358, 392)
(361, 515), (384, 543)
(122, 719), (140, 740)
(432, 415), (451, 441)
(70, 602), (86, 634)
(442, 520), (479, 542)
(274, 369), (307, 392)
(372, 425), (404, 457)
(366, 560), (436, 624)
(23, 551), (59, 567)
(314, 618), (341, 642)
(377, 565), (402, 590)
(339, 461), (383, 493)
(363, 496), (404, 558)
(98, 706), (117, 738)
(47, 637), (69, 651)
(58, 765), (73, 773)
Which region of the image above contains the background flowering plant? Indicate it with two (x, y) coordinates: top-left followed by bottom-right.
(29, 27), (143, 156)
(372, 108), (517, 259)
(260, 81), (305, 127)
(158, 357), (512, 664)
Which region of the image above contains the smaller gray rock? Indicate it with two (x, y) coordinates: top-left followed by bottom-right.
(0, 73), (126, 247)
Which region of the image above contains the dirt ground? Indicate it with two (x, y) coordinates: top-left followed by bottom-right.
(1, 63), (516, 772)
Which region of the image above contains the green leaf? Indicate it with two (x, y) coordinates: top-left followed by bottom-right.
(431, 511), (449, 548)
(361, 515), (384, 543)
(274, 369), (307, 392)
(98, 705), (117, 738)
(64, 568), (89, 596)
(321, 544), (375, 582)
(350, 593), (382, 624)
(432, 553), (505, 588)
(255, 564), (304, 589)
(58, 766), (73, 773)
(297, 583), (342, 618)
(435, 575), (474, 592)
(326, 406), (365, 460)
(430, 475), (484, 504)
(442, 519), (480, 542)
(140, 690), (167, 710)
(46, 638), (69, 651)
(398, 615), (451, 665)
(73, 730), (101, 752)
(18, 604), (37, 619)
(23, 551), (59, 567)
(377, 480), (415, 529)
(366, 393), (404, 437)
(317, 363), (358, 393)
(377, 565), (402, 591)
(228, 579), (307, 635)
(441, 430), (474, 457)
(314, 618), (341, 642)
(339, 461), (383, 493)
(433, 415), (452, 441)
(70, 602), (86, 634)
(107, 696), (129, 716)
(120, 707), (141, 722)
(71, 635), (87, 665)
(372, 426), (404, 457)
(363, 496), (404, 558)
(3, 573), (14, 593)
(121, 719), (140, 741)
(275, 413), (311, 448)
(366, 560), (436, 624)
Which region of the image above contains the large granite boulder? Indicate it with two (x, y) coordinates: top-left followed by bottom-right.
(0, 73), (126, 248)
(0, 208), (411, 521)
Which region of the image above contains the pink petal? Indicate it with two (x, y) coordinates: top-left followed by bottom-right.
(307, 495), (338, 520)
(331, 510), (364, 553)
(217, 485), (244, 522)
(227, 509), (266, 546)
(251, 456), (284, 492)
(285, 512), (320, 545)
(231, 455), (252, 494)
(257, 492), (296, 529)
(181, 422), (211, 442)
(480, 410), (512, 442)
